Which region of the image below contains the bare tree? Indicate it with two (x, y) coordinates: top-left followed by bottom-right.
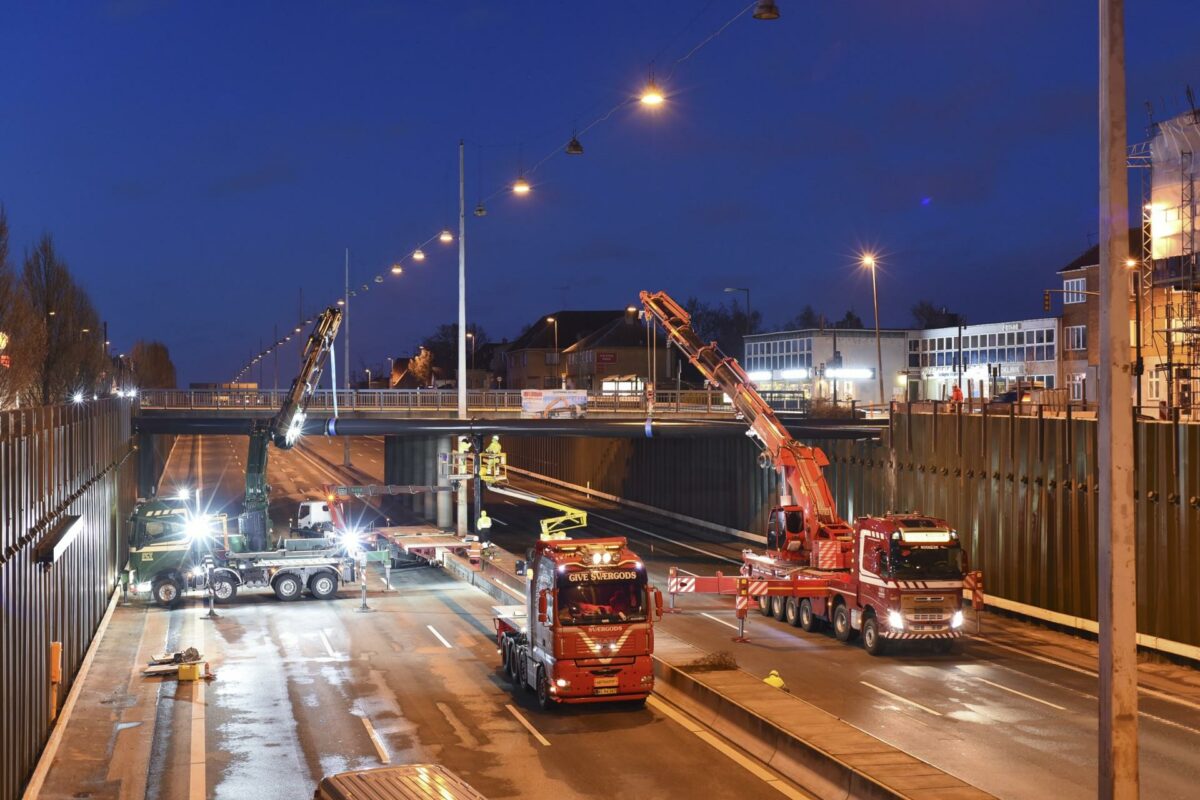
(22, 235), (104, 403)
(0, 207), (47, 408)
(911, 301), (965, 329)
(131, 340), (177, 388)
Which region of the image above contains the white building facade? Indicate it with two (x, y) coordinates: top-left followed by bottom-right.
(906, 318), (1060, 401)
(743, 328), (910, 405)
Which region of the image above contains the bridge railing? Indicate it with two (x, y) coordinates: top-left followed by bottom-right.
(139, 388), (813, 415)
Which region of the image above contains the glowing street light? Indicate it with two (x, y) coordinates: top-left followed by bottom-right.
(391, 264), (403, 275)
(640, 79), (665, 107)
(512, 177), (531, 195)
(439, 229), (454, 244)
(72, 392), (84, 404)
(412, 248), (426, 262)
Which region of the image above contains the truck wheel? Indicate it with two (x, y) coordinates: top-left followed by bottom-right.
(785, 598), (802, 627)
(758, 596), (772, 616)
(833, 603), (854, 642)
(273, 574), (303, 601)
(536, 668), (555, 711)
(770, 596), (786, 620)
(211, 575), (237, 602)
(152, 578), (183, 607)
(308, 572), (338, 600)
(799, 599), (817, 632)
(508, 644), (521, 683)
(863, 616), (886, 656)
(515, 653), (531, 693)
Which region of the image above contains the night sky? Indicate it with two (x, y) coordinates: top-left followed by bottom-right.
(3, 1), (1199, 385)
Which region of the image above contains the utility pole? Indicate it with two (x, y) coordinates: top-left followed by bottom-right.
(344, 248), (352, 468)
(1098, 1), (1138, 797)
(273, 323), (278, 393)
(456, 139), (468, 535)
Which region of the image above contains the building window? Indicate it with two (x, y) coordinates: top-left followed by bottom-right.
(1069, 373), (1086, 400)
(1064, 277), (1086, 304)
(1065, 325), (1087, 351)
(1149, 373), (1161, 400)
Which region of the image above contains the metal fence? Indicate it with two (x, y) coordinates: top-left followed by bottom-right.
(0, 400), (136, 798)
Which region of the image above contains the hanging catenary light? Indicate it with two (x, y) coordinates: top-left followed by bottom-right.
(412, 248), (426, 261)
(512, 177), (531, 195)
(439, 229), (453, 243)
(752, 1), (780, 21)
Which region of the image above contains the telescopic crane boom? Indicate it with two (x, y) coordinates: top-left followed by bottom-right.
(639, 290), (852, 558)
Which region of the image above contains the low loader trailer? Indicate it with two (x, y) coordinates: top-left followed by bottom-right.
(495, 536), (663, 709)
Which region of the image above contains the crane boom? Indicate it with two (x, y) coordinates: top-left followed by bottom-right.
(639, 290), (851, 550)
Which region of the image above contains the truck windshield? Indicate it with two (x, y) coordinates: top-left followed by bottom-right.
(557, 570), (647, 625)
(888, 545), (964, 580)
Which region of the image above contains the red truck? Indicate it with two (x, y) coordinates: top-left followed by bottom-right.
(495, 536), (662, 709)
(642, 289), (969, 656)
(747, 507), (966, 655)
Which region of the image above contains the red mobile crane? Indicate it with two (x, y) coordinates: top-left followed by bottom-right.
(640, 290), (968, 655)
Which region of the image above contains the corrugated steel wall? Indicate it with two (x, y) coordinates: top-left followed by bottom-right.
(0, 400), (136, 799)
(504, 407), (1200, 648)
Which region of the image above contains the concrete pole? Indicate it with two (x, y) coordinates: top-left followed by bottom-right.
(409, 438), (424, 519)
(436, 436), (452, 529)
(870, 264), (885, 407)
(1098, 1), (1139, 797)
(456, 140), (468, 536)
(423, 437), (436, 522)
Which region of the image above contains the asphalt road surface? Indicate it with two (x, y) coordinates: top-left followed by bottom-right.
(83, 435), (808, 800)
(289, 434), (1200, 800)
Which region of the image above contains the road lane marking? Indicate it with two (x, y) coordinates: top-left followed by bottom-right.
(647, 696), (813, 798)
(426, 625), (453, 648)
(318, 630), (339, 658)
(583, 509), (742, 565)
(1140, 710), (1200, 736)
(973, 636), (1200, 714)
(505, 704), (551, 746)
(360, 716), (391, 763)
(859, 681), (942, 716)
(701, 612), (741, 631)
(971, 676), (1067, 711)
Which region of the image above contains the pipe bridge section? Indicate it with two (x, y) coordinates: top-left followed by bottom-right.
(1, 400), (139, 798)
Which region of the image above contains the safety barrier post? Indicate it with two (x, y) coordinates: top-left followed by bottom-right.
(666, 566), (679, 613)
(732, 576), (750, 643)
(356, 552), (372, 613)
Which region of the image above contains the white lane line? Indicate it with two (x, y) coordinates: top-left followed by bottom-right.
(318, 630), (339, 658)
(426, 625), (453, 648)
(1141, 710), (1200, 737)
(972, 676), (1067, 711)
(701, 612), (741, 631)
(647, 696), (813, 798)
(973, 635), (1200, 714)
(585, 509), (742, 565)
(859, 681), (943, 717)
(505, 704), (551, 746)
(360, 716), (392, 763)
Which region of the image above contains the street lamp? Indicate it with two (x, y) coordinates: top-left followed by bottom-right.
(412, 248), (426, 262)
(546, 316), (560, 387)
(466, 332), (476, 370)
(1127, 258), (1144, 411)
(861, 254), (885, 407)
(365, 368), (372, 388)
(439, 229), (453, 244)
(640, 75), (665, 106)
(512, 177), (531, 195)
(723, 287), (752, 335)
(387, 357), (395, 385)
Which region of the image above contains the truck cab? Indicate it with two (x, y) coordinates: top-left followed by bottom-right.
(296, 499), (335, 534)
(496, 537), (662, 709)
(847, 515), (967, 655)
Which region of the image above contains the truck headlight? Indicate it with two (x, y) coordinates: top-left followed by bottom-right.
(951, 610), (964, 629)
(887, 610), (905, 630)
(555, 678), (569, 688)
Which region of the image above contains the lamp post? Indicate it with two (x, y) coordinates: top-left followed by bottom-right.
(365, 368), (371, 389)
(466, 332), (476, 371)
(861, 255), (886, 408)
(387, 357), (394, 387)
(546, 317), (560, 387)
(723, 287), (752, 335)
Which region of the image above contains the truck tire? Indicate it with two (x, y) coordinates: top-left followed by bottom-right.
(308, 572), (338, 600)
(784, 597), (802, 627)
(508, 644), (521, 683)
(799, 599), (817, 632)
(273, 574), (303, 601)
(211, 575), (237, 602)
(152, 578), (183, 607)
(536, 668), (555, 711)
(770, 596), (786, 620)
(833, 603), (855, 642)
(758, 596), (772, 616)
(862, 616), (886, 656)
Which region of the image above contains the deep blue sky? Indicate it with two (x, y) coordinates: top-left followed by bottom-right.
(3, 1), (1199, 385)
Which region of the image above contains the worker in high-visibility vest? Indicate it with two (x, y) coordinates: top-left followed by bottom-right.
(477, 510), (493, 530)
(762, 669), (788, 691)
(485, 434), (502, 455)
(458, 436), (473, 453)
